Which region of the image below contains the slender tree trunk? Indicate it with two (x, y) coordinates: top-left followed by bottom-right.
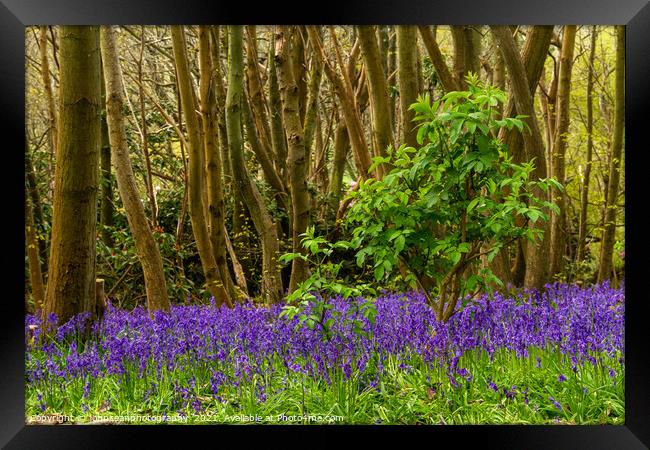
(302, 34), (323, 179)
(99, 63), (114, 247)
(42, 26), (102, 325)
(358, 26), (394, 176)
(275, 26), (311, 292)
(451, 26), (467, 89)
(226, 25), (283, 304)
(307, 27), (373, 178)
(418, 26), (459, 93)
(491, 25), (551, 290)
(199, 25), (238, 303)
(598, 26), (625, 284)
(328, 119), (350, 214)
(210, 26), (251, 295)
(538, 68), (554, 163)
(577, 26), (598, 262)
(378, 26), (390, 76)
(452, 26), (482, 87)
(173, 78), (189, 281)
(172, 25), (232, 307)
(387, 28), (397, 132)
(292, 26), (308, 125)
(39, 26), (58, 180)
(244, 27), (276, 171)
(549, 26), (576, 278)
(493, 44), (505, 116)
(100, 25), (172, 314)
(137, 27), (158, 227)
(267, 37), (289, 187)
(26, 191), (45, 314)
(396, 26), (419, 148)
(25, 138), (48, 275)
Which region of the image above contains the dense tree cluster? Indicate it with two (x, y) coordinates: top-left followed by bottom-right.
(24, 26), (624, 324)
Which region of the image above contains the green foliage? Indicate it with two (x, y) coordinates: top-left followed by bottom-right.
(346, 74), (563, 318)
(279, 226), (377, 339)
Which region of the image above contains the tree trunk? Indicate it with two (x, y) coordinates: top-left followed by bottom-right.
(99, 63), (114, 247)
(292, 26), (308, 125)
(358, 26), (394, 176)
(226, 25), (283, 304)
(498, 26), (554, 163)
(100, 26), (172, 314)
(241, 91), (288, 211)
(244, 27), (277, 173)
(26, 191), (45, 314)
(549, 26), (576, 278)
(25, 138), (48, 276)
(328, 119), (350, 214)
(137, 27), (158, 228)
(491, 25), (551, 290)
(577, 26), (598, 262)
(598, 26), (625, 284)
(451, 26), (482, 88)
(267, 37), (289, 188)
(42, 26), (102, 326)
(210, 26), (251, 295)
(275, 26), (311, 292)
(418, 26), (459, 93)
(39, 26), (58, 180)
(396, 26), (419, 148)
(199, 25), (238, 303)
(302, 33), (323, 181)
(171, 25), (232, 307)
(493, 26), (553, 287)
(387, 28), (397, 132)
(307, 27), (373, 179)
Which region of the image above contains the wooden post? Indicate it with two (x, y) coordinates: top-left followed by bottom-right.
(95, 278), (106, 321)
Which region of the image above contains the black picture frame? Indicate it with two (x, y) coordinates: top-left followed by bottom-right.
(2, 0), (648, 448)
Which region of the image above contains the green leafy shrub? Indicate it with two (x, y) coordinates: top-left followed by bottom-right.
(345, 74), (562, 322)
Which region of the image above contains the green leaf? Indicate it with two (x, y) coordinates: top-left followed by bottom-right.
(395, 234), (406, 253)
(374, 265), (385, 281)
(528, 209), (540, 223)
(449, 251), (461, 264)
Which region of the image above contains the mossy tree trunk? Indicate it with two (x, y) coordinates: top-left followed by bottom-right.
(577, 27), (598, 263)
(42, 26), (102, 325)
(549, 26), (577, 278)
(598, 26), (625, 284)
(171, 25), (233, 308)
(226, 25), (283, 304)
(396, 26), (419, 149)
(198, 25), (238, 303)
(358, 26), (394, 177)
(275, 26), (311, 292)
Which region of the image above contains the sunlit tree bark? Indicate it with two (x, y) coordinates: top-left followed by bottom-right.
(549, 26), (577, 278)
(598, 26), (625, 284)
(577, 26), (598, 263)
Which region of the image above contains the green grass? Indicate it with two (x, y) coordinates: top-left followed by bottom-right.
(26, 346), (624, 425)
